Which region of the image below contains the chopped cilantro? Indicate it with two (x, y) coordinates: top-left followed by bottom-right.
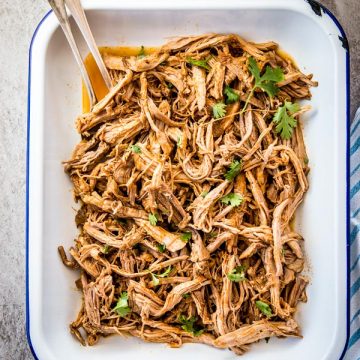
(156, 243), (166, 253)
(227, 266), (246, 282)
(224, 85), (240, 104)
(131, 144), (141, 154)
(255, 300), (273, 318)
(212, 102), (227, 119)
(113, 292), (131, 317)
(186, 56), (211, 71)
(224, 160), (242, 181)
(220, 193), (243, 207)
(149, 213), (158, 226)
(180, 232), (192, 243)
(178, 315), (204, 336)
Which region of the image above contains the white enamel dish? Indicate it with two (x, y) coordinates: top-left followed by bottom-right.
(26, 1), (349, 359)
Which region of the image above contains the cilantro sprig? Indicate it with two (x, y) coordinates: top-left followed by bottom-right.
(273, 101), (300, 139)
(220, 193), (243, 207)
(241, 57), (284, 113)
(227, 266), (246, 282)
(178, 315), (204, 337)
(225, 160), (242, 181)
(255, 300), (273, 318)
(113, 292), (131, 317)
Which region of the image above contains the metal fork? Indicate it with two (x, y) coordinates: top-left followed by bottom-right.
(48, 0), (112, 109)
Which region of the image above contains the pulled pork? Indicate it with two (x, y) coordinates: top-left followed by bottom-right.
(60, 33), (316, 355)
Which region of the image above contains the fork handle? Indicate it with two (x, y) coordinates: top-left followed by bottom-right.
(65, 0), (113, 90)
(48, 0), (96, 109)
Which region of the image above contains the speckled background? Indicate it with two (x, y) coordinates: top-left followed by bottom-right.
(0, 0), (359, 359)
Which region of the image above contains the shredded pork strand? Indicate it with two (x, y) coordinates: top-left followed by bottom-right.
(60, 33), (316, 355)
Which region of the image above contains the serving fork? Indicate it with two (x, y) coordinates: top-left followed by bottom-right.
(47, 0), (112, 109)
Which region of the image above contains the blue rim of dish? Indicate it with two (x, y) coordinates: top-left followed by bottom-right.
(26, 5), (350, 360)
(26, 9), (52, 360)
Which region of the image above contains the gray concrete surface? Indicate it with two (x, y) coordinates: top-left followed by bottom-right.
(0, 0), (358, 359)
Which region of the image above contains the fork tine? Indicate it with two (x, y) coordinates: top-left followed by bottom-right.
(65, 0), (113, 90)
(48, 0), (97, 109)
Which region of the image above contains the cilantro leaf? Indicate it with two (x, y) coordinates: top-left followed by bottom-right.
(151, 266), (172, 286)
(273, 101), (300, 139)
(255, 300), (273, 318)
(212, 102), (227, 119)
(261, 65), (284, 83)
(149, 213), (158, 226)
(248, 57), (261, 82)
(180, 232), (192, 243)
(258, 81), (280, 98)
(182, 293), (191, 299)
(131, 144), (141, 154)
(220, 193), (243, 207)
(200, 191), (208, 198)
(224, 85), (240, 104)
(242, 57), (284, 113)
(167, 82), (173, 89)
(138, 45), (146, 58)
(113, 292), (131, 317)
(156, 243), (166, 253)
(178, 315), (204, 337)
(225, 160), (242, 181)
(249, 57), (284, 97)
(186, 56), (211, 71)
(284, 101), (300, 114)
(227, 266), (246, 282)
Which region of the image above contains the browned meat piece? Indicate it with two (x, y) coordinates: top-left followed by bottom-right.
(82, 192), (148, 220)
(104, 52), (169, 73)
(192, 66), (207, 111)
(92, 70), (133, 114)
(151, 276), (210, 317)
(213, 319), (299, 348)
(64, 142), (110, 173)
(192, 181), (229, 232)
(135, 219), (187, 252)
(83, 222), (144, 249)
(286, 276), (309, 307)
(272, 198), (290, 277)
(98, 115), (145, 144)
(246, 170), (270, 225)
